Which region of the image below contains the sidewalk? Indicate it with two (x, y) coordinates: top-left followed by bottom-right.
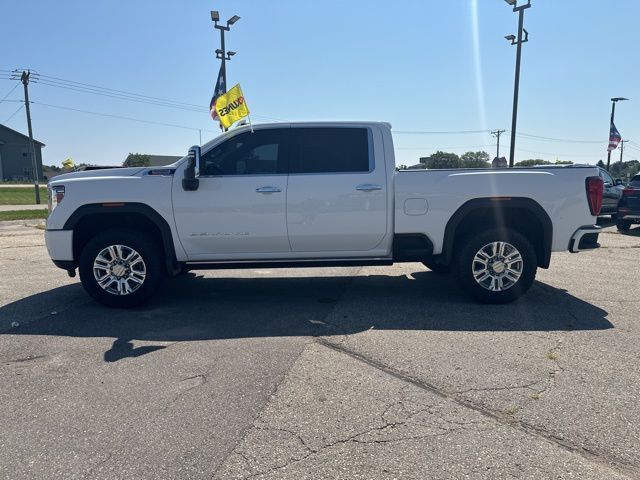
(0, 204), (47, 212)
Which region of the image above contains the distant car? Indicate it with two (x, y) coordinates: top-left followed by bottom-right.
(597, 167), (625, 219)
(616, 174), (640, 231)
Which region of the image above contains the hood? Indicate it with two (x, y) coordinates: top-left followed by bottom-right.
(49, 167), (146, 184)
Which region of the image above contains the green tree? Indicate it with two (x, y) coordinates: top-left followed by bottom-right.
(596, 160), (605, 168)
(515, 159), (550, 167)
(420, 151), (462, 169)
(461, 151), (490, 168)
(123, 153), (151, 167)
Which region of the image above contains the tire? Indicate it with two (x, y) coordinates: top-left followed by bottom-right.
(422, 260), (451, 274)
(454, 228), (537, 304)
(79, 228), (164, 308)
(617, 220), (632, 232)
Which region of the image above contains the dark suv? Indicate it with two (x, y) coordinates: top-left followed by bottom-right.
(617, 174), (640, 231)
(598, 167), (625, 218)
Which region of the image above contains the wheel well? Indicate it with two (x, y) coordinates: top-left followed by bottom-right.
(443, 199), (553, 268)
(72, 213), (166, 269)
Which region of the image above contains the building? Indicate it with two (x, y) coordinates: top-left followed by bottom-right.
(148, 155), (181, 166)
(0, 124), (45, 181)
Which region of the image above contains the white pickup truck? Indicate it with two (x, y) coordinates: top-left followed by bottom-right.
(45, 122), (604, 307)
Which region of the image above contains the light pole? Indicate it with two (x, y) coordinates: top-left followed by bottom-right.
(211, 11), (240, 92)
(504, 0), (531, 168)
(606, 97), (628, 171)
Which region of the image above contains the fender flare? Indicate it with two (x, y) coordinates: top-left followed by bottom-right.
(63, 202), (179, 272)
(441, 197), (553, 268)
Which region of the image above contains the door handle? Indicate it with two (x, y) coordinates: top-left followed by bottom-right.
(256, 186), (282, 194)
(355, 183), (383, 192)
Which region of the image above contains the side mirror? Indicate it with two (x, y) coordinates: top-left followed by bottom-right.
(615, 179), (623, 186)
(182, 145), (200, 191)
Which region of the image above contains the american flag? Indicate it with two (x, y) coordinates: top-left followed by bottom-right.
(209, 64), (226, 122)
(608, 122), (622, 152)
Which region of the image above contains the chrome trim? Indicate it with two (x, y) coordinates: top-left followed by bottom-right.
(569, 225), (602, 253)
(355, 183), (383, 192)
(255, 186), (282, 193)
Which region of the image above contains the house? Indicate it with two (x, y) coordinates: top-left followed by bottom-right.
(0, 124), (45, 181)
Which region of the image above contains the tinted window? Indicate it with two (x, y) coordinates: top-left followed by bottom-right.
(201, 129), (286, 176)
(600, 169), (614, 185)
(290, 128), (370, 174)
(630, 176), (640, 188)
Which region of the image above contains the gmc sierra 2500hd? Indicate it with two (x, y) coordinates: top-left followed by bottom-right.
(45, 122), (603, 307)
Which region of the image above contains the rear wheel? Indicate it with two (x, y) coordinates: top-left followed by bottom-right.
(454, 229), (537, 304)
(617, 220), (632, 232)
(79, 228), (164, 308)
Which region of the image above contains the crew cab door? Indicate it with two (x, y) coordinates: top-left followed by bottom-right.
(286, 126), (388, 255)
(172, 127), (290, 259)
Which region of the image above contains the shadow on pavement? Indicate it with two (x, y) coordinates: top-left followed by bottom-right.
(1, 269), (612, 363)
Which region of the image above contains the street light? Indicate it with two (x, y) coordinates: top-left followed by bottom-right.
(607, 97), (629, 170)
(211, 10), (241, 90)
(504, 0), (532, 168)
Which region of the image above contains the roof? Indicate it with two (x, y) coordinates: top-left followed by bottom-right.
(0, 123), (45, 146)
(148, 155), (182, 166)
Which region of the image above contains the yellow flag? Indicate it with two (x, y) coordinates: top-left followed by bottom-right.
(215, 84), (250, 129)
(62, 158), (75, 169)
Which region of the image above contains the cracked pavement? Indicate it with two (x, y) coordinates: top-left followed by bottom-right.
(1, 219), (640, 479)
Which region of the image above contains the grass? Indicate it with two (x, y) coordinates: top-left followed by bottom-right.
(0, 209), (48, 221)
(0, 187), (48, 205)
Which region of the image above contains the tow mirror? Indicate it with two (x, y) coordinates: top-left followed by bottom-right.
(615, 178), (623, 186)
(182, 145), (200, 191)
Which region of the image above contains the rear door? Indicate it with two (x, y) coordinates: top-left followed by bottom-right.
(599, 168), (620, 213)
(286, 126), (388, 255)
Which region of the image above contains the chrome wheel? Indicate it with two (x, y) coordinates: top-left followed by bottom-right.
(472, 241), (523, 292)
(93, 245), (147, 296)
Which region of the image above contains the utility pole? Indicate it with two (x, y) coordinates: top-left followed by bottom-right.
(491, 129), (506, 161)
(607, 97), (628, 170)
(504, 0), (531, 168)
(619, 139), (627, 164)
(18, 70), (41, 204)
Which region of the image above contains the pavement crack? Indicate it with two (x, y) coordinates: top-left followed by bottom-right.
(316, 337), (640, 479)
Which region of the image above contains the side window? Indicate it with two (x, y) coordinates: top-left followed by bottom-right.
(290, 127), (370, 174)
(201, 129), (286, 176)
(600, 169), (614, 185)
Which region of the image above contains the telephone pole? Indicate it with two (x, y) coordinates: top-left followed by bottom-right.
(620, 139), (627, 164)
(15, 70), (41, 204)
(491, 129), (506, 161)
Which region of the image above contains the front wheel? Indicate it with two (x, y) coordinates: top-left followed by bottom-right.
(617, 220), (632, 232)
(79, 228), (164, 308)
(454, 229), (537, 304)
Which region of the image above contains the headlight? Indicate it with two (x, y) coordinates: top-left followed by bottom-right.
(49, 185), (65, 212)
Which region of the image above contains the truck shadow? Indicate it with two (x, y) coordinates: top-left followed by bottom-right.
(0, 269), (612, 363)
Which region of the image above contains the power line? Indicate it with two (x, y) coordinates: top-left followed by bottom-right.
(514, 131), (602, 144)
(3, 104), (24, 123)
(396, 144), (493, 150)
(393, 129), (490, 135)
(0, 83), (20, 103)
(31, 100), (219, 133)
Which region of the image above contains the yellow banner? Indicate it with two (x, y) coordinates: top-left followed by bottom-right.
(215, 84), (250, 129)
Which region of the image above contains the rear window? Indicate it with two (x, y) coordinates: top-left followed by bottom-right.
(630, 176), (640, 188)
(290, 127), (370, 174)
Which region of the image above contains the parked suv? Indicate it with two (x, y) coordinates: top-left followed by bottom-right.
(597, 167), (625, 219)
(617, 174), (640, 231)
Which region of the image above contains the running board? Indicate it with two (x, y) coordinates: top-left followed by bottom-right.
(185, 258), (394, 270)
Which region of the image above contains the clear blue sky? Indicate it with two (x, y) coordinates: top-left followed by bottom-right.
(1, 0), (639, 167)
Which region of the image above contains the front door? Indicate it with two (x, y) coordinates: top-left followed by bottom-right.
(172, 128), (290, 260)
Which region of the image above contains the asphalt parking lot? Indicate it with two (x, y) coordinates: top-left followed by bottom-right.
(1, 219), (639, 479)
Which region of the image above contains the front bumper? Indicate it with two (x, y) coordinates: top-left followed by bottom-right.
(45, 229), (74, 263)
(569, 225), (601, 253)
